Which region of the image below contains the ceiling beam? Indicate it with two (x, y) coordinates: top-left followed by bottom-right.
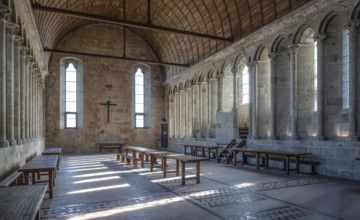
(32, 3), (233, 43)
(43, 48), (189, 67)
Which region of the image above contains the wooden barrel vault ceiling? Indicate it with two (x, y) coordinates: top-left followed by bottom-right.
(31, 0), (312, 77)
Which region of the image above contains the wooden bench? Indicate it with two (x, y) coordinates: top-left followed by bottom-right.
(98, 141), (127, 152)
(0, 184), (48, 220)
(0, 169), (24, 187)
(117, 153), (139, 169)
(240, 151), (320, 174)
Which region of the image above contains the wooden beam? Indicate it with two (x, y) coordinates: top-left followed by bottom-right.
(32, 3), (233, 43)
(44, 48), (189, 67)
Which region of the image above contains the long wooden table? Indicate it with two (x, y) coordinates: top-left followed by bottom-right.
(183, 144), (220, 159)
(42, 147), (62, 169)
(123, 146), (209, 185)
(98, 142), (125, 152)
(0, 184), (48, 220)
(18, 158), (57, 198)
(230, 148), (312, 175)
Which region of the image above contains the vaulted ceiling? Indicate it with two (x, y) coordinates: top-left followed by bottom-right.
(31, 0), (312, 77)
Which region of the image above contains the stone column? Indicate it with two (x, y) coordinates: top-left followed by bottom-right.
(217, 75), (224, 111)
(288, 45), (300, 140)
(248, 61), (259, 139)
(13, 36), (23, 144)
(231, 68), (239, 138)
(192, 84), (200, 138)
(346, 22), (359, 141)
(314, 33), (326, 140)
(25, 56), (32, 141)
(268, 53), (277, 139)
(20, 46), (28, 143)
(198, 82), (203, 138)
(179, 89), (184, 138)
(168, 94), (173, 137)
(0, 7), (10, 147)
(186, 87), (193, 138)
(210, 78), (218, 138)
(6, 22), (18, 146)
(206, 78), (212, 138)
(174, 91), (178, 137)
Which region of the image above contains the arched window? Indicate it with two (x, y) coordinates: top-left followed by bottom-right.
(134, 68), (144, 128)
(65, 63), (77, 128)
(241, 66), (249, 104)
(342, 28), (349, 110)
(60, 58), (83, 129)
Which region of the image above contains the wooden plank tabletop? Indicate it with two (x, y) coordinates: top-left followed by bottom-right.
(167, 154), (210, 162)
(18, 159), (57, 172)
(0, 185), (47, 220)
(124, 146), (157, 153)
(184, 144), (219, 149)
(32, 155), (58, 161)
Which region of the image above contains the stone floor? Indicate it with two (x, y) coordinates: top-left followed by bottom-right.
(40, 153), (360, 220)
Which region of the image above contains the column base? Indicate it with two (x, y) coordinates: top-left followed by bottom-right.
(8, 139), (17, 146)
(347, 136), (359, 142)
(316, 135), (326, 141)
(0, 141), (9, 148)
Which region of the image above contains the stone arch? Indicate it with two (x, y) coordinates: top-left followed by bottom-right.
(351, 1), (360, 20)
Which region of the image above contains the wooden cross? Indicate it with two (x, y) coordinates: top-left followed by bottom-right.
(100, 100), (117, 123)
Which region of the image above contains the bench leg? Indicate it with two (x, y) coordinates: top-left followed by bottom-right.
(126, 158), (130, 165)
(116, 154), (120, 161)
(163, 158), (167, 177)
(133, 160), (138, 169)
(49, 170), (53, 199)
(196, 161), (200, 184)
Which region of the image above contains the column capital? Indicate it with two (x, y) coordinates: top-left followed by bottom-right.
(267, 53), (278, 60)
(14, 35), (24, 46)
(344, 20), (360, 34)
(288, 44), (300, 54)
(216, 74), (224, 80)
(247, 60), (259, 67)
(6, 22), (18, 35)
(0, 4), (11, 18)
(313, 33), (327, 42)
(20, 46), (29, 55)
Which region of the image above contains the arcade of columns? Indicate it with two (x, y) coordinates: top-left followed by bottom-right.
(0, 5), (44, 148)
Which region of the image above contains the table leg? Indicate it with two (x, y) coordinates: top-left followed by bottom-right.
(242, 152), (246, 165)
(176, 160), (179, 176)
(150, 156), (154, 172)
(286, 156), (290, 175)
(32, 172), (36, 184)
(163, 158), (167, 177)
(265, 154), (269, 169)
(196, 161), (200, 184)
(49, 170), (53, 199)
(140, 152), (144, 168)
(132, 150), (136, 158)
(181, 162), (185, 185)
(184, 146), (186, 155)
(296, 155), (300, 174)
(215, 148), (218, 159)
(256, 153), (260, 170)
(202, 148), (205, 157)
(24, 172), (29, 185)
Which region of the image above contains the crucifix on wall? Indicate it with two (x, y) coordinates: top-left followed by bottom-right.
(100, 100), (117, 123)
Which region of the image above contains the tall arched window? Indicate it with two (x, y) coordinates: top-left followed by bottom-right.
(134, 68), (144, 128)
(60, 58), (83, 129)
(65, 63), (77, 128)
(242, 66), (249, 104)
(342, 28), (349, 110)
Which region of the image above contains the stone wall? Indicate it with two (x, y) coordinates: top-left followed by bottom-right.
(45, 24), (165, 153)
(167, 0), (360, 180)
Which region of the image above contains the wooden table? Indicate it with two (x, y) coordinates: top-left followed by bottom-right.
(230, 148), (312, 175)
(124, 146), (158, 168)
(18, 159), (57, 199)
(42, 148), (62, 169)
(97, 143), (125, 152)
(0, 184), (48, 220)
(183, 144), (219, 159)
(146, 151), (183, 174)
(167, 155), (209, 185)
(32, 155), (59, 170)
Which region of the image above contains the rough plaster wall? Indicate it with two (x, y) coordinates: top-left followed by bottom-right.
(45, 24), (164, 153)
(324, 16), (346, 140)
(297, 44), (315, 139)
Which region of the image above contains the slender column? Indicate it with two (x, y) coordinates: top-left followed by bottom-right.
(346, 22), (359, 141)
(0, 7), (10, 147)
(20, 46), (28, 143)
(210, 78), (218, 138)
(179, 89), (184, 137)
(248, 61), (259, 139)
(35, 76), (39, 139)
(25, 56), (32, 141)
(268, 53), (277, 139)
(232, 68), (239, 138)
(314, 33), (326, 140)
(174, 91), (178, 137)
(217, 75), (224, 111)
(186, 87), (193, 138)
(289, 45), (300, 140)
(198, 82), (203, 137)
(192, 84), (199, 137)
(168, 94), (173, 137)
(207, 78), (212, 138)
(6, 22), (18, 146)
(14, 36), (23, 144)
